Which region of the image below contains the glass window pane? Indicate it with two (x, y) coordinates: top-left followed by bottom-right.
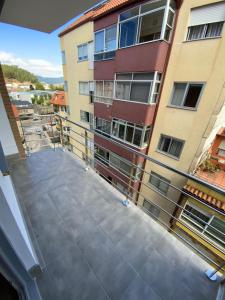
(120, 18), (138, 48)
(116, 82), (131, 100)
(141, 0), (167, 14)
(104, 51), (116, 60)
(133, 129), (142, 146)
(126, 126), (134, 143)
(205, 217), (225, 247)
(120, 7), (139, 21)
(159, 136), (171, 152)
(104, 81), (114, 98)
(187, 25), (205, 41)
(95, 31), (104, 53)
(182, 205), (210, 230)
(167, 10), (174, 27)
(139, 10), (164, 43)
(130, 82), (150, 103)
(205, 22), (223, 38)
(183, 84), (202, 108)
(171, 83), (186, 106)
(95, 81), (104, 96)
(118, 124), (125, 139)
(169, 139), (183, 157)
(116, 73), (132, 80)
(144, 128), (151, 144)
(105, 26), (117, 51)
(164, 25), (171, 41)
(112, 121), (119, 136)
(133, 73), (154, 80)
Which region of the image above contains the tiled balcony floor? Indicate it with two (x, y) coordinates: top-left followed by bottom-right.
(9, 150), (219, 300)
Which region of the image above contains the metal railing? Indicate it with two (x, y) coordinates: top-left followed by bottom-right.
(19, 113), (225, 277)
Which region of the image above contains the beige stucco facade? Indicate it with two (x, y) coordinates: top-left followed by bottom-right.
(138, 0), (225, 224)
(60, 21), (94, 161)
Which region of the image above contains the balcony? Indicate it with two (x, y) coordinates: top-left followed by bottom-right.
(7, 148), (220, 300)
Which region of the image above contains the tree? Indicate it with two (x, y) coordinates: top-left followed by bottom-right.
(2, 64), (38, 83)
(31, 94), (38, 104)
(35, 82), (45, 90)
(39, 95), (45, 105)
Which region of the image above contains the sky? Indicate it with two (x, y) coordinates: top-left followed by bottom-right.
(0, 16), (79, 78)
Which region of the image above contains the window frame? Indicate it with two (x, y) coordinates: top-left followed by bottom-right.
(115, 72), (161, 104)
(148, 171), (170, 195)
(118, 0), (175, 49)
(157, 134), (185, 159)
(180, 202), (225, 250)
(95, 117), (111, 136)
(80, 110), (92, 124)
(61, 50), (66, 65)
(94, 24), (117, 61)
(186, 22), (224, 42)
(77, 43), (88, 62)
(112, 118), (151, 148)
(94, 80), (114, 100)
(169, 82), (205, 110)
(79, 81), (90, 95)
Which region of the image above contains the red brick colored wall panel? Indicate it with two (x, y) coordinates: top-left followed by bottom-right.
(115, 42), (169, 73)
(94, 60), (115, 80)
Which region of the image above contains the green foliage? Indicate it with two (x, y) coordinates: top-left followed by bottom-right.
(35, 82), (45, 90)
(2, 64), (38, 83)
(49, 84), (64, 91)
(31, 94), (38, 104)
(199, 159), (221, 173)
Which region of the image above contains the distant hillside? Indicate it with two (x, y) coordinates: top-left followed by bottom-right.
(37, 76), (64, 85)
(2, 64), (38, 83)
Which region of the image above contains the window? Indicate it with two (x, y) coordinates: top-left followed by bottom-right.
(149, 172), (170, 194)
(94, 146), (109, 165)
(187, 2), (225, 41)
(78, 43), (88, 61)
(94, 25), (117, 61)
(218, 141), (225, 157)
(112, 118), (151, 148)
(143, 199), (160, 219)
(115, 72), (161, 104)
(61, 50), (66, 65)
(187, 22), (224, 41)
(158, 135), (184, 158)
(95, 81), (114, 98)
(181, 203), (225, 248)
(170, 83), (203, 109)
(80, 110), (92, 123)
(79, 82), (89, 95)
(119, 0), (175, 48)
(95, 118), (111, 136)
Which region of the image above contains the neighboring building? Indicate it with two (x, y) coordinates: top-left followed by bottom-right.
(139, 0), (225, 224)
(172, 129), (225, 263)
(59, 9), (96, 161)
(50, 91), (70, 135)
(11, 100), (34, 120)
(91, 0), (179, 196)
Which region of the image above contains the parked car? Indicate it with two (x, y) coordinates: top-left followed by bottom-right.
(36, 128), (42, 135)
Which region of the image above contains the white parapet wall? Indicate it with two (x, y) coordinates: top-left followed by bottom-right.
(0, 173), (39, 272)
(0, 93), (18, 156)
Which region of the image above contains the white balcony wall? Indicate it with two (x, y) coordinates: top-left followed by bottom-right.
(0, 93), (18, 156)
(0, 174), (39, 271)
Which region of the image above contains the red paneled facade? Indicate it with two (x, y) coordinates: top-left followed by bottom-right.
(93, 0), (180, 198)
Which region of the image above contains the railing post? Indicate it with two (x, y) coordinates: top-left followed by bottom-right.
(205, 260), (225, 281)
(84, 129), (89, 171)
(59, 117), (64, 150)
(0, 142), (9, 176)
(50, 115), (55, 151)
(122, 153), (135, 207)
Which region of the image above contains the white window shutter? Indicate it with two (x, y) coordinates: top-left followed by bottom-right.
(190, 2), (225, 26)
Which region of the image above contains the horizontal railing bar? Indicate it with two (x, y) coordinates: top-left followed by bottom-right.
(57, 114), (225, 195)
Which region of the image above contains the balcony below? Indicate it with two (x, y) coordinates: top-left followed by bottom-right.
(8, 149), (219, 300)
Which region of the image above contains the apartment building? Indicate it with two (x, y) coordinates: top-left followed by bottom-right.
(92, 0), (180, 196)
(59, 10), (95, 161)
(139, 0), (225, 224)
(172, 128), (225, 263)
